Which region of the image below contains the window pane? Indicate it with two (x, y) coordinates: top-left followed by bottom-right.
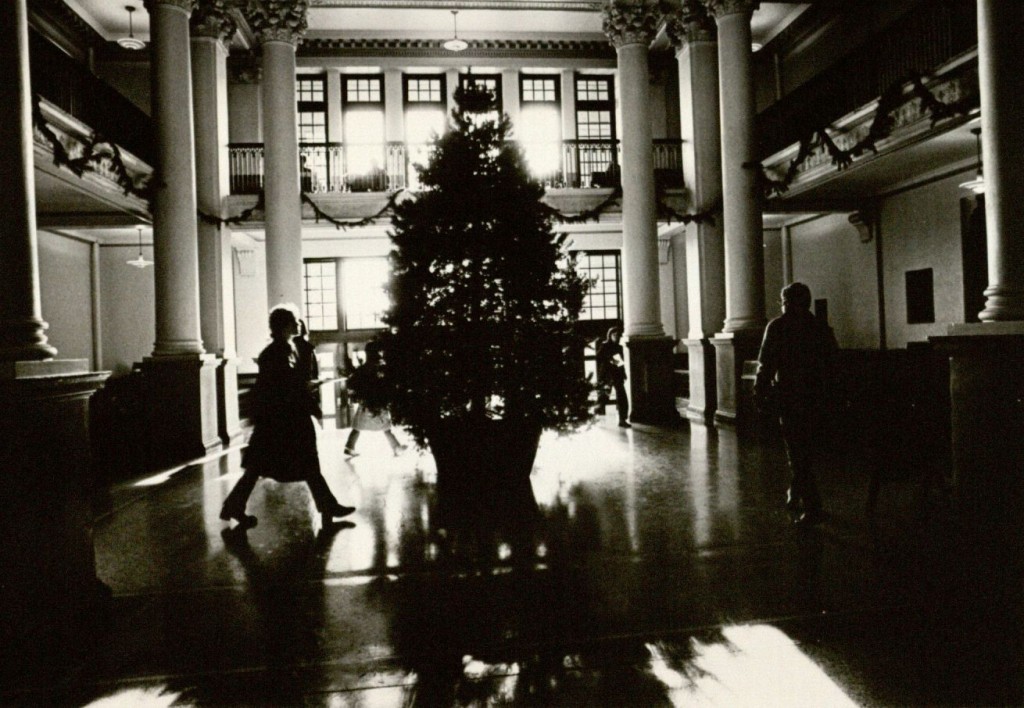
(342, 258), (390, 330)
(520, 104), (561, 179)
(303, 261), (339, 331)
(575, 251), (621, 321)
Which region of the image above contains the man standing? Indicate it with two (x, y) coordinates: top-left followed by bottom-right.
(755, 283), (838, 526)
(597, 327), (630, 428)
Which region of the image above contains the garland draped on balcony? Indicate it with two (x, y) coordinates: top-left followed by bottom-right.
(32, 94), (155, 205)
(747, 70), (977, 198)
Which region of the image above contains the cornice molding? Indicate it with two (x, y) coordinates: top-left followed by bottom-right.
(299, 36), (615, 58)
(310, 0), (602, 9)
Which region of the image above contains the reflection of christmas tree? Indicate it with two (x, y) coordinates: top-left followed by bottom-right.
(352, 84), (593, 447)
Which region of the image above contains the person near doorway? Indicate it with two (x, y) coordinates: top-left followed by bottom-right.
(597, 326), (630, 428)
(220, 304), (355, 528)
(343, 341), (407, 457)
(755, 282), (838, 526)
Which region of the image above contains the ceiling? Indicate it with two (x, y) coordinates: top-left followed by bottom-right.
(68, 1), (810, 48)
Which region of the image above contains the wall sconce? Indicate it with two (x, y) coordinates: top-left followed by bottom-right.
(117, 6), (146, 51)
(959, 127), (985, 194)
(443, 10), (468, 52)
(126, 226), (153, 268)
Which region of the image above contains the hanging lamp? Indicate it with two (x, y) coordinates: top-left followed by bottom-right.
(126, 226), (153, 268)
(117, 6), (146, 51)
(443, 10), (468, 52)
(959, 127), (985, 194)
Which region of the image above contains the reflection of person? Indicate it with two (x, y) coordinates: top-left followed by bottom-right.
(596, 327), (630, 428)
(755, 282), (838, 526)
(344, 341), (407, 457)
(220, 304), (354, 528)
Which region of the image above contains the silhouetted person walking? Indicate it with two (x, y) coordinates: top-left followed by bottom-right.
(755, 283), (838, 526)
(344, 341), (407, 457)
(294, 318), (322, 420)
(221, 304), (354, 529)
(597, 327), (630, 428)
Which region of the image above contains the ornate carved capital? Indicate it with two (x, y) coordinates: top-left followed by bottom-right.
(245, 0), (308, 45)
(665, 0), (716, 48)
(143, 0), (197, 14)
(602, 0), (660, 49)
(191, 0), (238, 39)
(704, 0), (759, 19)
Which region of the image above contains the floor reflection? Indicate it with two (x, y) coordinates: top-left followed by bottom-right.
(16, 419), (1022, 706)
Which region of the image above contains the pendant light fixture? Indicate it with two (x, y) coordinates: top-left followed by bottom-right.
(117, 5), (146, 51)
(126, 226), (153, 268)
(443, 10), (468, 52)
(959, 127), (985, 194)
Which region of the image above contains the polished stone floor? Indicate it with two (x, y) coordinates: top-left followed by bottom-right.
(5, 413), (1022, 706)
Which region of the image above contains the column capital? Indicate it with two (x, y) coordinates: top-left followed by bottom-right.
(245, 0), (308, 45)
(601, 0), (660, 49)
(704, 0), (759, 20)
(144, 0), (197, 14)
(191, 0), (238, 40)
(665, 0), (716, 48)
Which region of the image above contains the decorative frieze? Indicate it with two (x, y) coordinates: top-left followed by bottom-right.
(665, 0), (716, 48)
(299, 36), (615, 60)
(245, 0), (308, 45)
(191, 0), (238, 40)
(703, 0), (759, 19)
(601, 0), (660, 49)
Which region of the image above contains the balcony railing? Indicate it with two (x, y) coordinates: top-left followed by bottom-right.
(228, 139), (683, 195)
(756, 0), (978, 160)
(29, 29), (154, 165)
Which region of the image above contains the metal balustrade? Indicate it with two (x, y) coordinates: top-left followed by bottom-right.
(228, 139), (683, 196)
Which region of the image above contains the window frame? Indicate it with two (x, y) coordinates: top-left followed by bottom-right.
(573, 249), (623, 323)
(302, 258), (340, 333)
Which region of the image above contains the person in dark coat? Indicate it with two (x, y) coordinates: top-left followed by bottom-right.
(755, 282), (838, 526)
(293, 318), (322, 420)
(220, 304), (354, 529)
(596, 326), (630, 428)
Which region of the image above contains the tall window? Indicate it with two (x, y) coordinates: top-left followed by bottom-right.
(297, 75), (328, 191)
(303, 260), (338, 331)
(341, 257), (390, 330)
(459, 73), (502, 126)
(404, 74), (447, 189)
(343, 75), (385, 191)
(575, 251), (622, 321)
(520, 75), (561, 183)
(574, 76), (616, 187)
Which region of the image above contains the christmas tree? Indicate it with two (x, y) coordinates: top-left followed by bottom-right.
(352, 84), (593, 451)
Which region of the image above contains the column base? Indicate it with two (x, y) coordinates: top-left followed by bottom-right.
(0, 361), (112, 656)
(626, 335), (681, 425)
(711, 328), (763, 427)
(141, 353), (222, 468)
(932, 323), (1024, 540)
(683, 338), (717, 424)
(217, 356), (244, 447)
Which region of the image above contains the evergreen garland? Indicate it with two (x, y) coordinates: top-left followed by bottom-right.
(749, 69), (978, 198)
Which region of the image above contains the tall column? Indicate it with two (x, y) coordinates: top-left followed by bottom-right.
(0, 0), (110, 653)
(933, 0), (1024, 540)
(976, 0), (1024, 322)
(248, 0), (308, 309)
(603, 0), (677, 424)
(668, 0), (725, 424)
(192, 1), (242, 446)
(144, 0), (220, 465)
(706, 0), (764, 425)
